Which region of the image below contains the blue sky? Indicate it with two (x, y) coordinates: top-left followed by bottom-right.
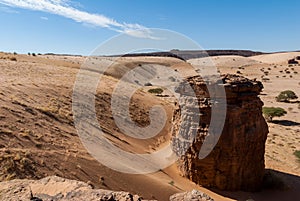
(0, 0), (299, 55)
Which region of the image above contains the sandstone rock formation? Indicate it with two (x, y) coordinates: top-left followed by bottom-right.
(0, 176), (213, 201)
(172, 74), (269, 191)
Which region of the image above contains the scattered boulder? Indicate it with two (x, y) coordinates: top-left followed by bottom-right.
(144, 82), (153, 86)
(288, 59), (298, 64)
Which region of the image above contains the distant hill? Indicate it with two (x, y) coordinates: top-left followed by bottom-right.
(170, 49), (266, 60)
(120, 51), (186, 61)
(119, 50), (266, 61)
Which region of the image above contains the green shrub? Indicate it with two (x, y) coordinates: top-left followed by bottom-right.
(276, 90), (298, 102)
(148, 88), (163, 94)
(262, 107), (287, 122)
(294, 150), (300, 162)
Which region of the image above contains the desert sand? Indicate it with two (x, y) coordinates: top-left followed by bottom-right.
(0, 51), (299, 200)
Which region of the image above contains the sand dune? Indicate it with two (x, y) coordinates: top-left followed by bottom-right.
(188, 55), (259, 68)
(251, 52), (300, 64)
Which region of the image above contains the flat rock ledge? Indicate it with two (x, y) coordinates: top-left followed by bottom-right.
(0, 176), (213, 201)
(170, 190), (214, 201)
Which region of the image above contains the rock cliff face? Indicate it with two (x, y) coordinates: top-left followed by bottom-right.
(172, 74), (269, 191)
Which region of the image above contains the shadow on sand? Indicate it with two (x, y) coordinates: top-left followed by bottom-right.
(271, 120), (300, 126)
(209, 169), (300, 201)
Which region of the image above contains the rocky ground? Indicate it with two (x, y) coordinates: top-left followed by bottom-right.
(0, 176), (214, 201)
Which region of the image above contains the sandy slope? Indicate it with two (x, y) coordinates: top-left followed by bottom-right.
(0, 53), (180, 200)
(0, 53), (214, 200)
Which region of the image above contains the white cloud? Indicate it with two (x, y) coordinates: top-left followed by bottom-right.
(0, 5), (18, 13)
(124, 29), (162, 40)
(0, 0), (155, 39)
(40, 16), (48, 20)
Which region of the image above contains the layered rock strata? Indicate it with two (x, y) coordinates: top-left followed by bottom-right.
(172, 74), (268, 191)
